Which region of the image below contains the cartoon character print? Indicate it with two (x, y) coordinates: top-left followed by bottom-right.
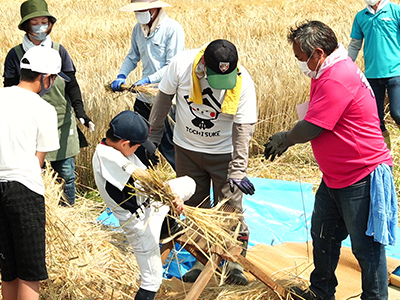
(184, 87), (222, 129)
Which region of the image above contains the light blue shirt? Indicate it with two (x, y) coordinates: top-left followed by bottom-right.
(119, 12), (185, 84)
(350, 2), (400, 78)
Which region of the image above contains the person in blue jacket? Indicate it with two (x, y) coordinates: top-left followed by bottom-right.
(111, 0), (185, 170)
(348, 0), (400, 149)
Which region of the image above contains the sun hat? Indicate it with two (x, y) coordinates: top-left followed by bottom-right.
(120, 0), (171, 12)
(19, 0), (57, 30)
(204, 39), (239, 90)
(110, 110), (153, 148)
(20, 46), (70, 82)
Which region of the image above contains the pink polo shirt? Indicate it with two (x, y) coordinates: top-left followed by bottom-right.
(305, 57), (392, 189)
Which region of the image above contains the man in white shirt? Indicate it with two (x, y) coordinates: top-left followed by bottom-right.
(148, 39), (258, 285)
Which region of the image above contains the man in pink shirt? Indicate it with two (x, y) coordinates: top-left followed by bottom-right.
(264, 20), (397, 300)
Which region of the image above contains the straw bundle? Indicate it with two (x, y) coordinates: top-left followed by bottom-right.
(104, 82), (159, 100)
(129, 168), (243, 259)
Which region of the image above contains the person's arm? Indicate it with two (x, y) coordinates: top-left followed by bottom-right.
(119, 26), (141, 77)
(148, 91), (174, 145)
(36, 151), (47, 168)
(3, 48), (21, 87)
(228, 123), (256, 195)
(348, 38), (363, 62)
(65, 71), (94, 131)
(264, 120), (323, 161)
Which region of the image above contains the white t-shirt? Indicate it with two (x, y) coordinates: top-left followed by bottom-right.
(92, 142), (148, 225)
(159, 49), (258, 154)
(0, 86), (59, 195)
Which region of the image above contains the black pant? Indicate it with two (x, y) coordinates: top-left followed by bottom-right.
(134, 100), (176, 170)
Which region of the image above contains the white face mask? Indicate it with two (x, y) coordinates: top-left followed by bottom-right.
(364, 0), (380, 6)
(29, 24), (48, 41)
(298, 50), (321, 79)
(135, 11), (152, 25)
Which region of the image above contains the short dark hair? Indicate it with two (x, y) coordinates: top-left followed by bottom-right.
(106, 127), (138, 147)
(20, 59), (41, 82)
(287, 20), (338, 57)
(20, 16), (54, 34)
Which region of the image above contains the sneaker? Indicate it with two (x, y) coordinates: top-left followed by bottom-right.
(290, 286), (335, 300)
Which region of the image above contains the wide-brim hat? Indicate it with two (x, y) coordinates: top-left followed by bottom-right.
(19, 0), (56, 30)
(120, 0), (171, 12)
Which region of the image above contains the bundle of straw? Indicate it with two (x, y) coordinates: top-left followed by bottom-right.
(130, 169), (243, 259)
(104, 82), (159, 99)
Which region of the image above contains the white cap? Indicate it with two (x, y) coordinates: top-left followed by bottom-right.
(20, 46), (70, 82)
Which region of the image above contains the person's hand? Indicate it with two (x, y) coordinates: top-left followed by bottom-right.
(110, 74), (126, 92)
(79, 117), (95, 132)
(171, 193), (184, 214)
(264, 131), (289, 161)
(144, 141), (159, 167)
(132, 168), (151, 181)
(133, 77), (151, 86)
(229, 176), (255, 195)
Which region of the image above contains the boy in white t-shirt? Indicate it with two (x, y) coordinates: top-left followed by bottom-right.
(92, 110), (195, 300)
(0, 46), (63, 300)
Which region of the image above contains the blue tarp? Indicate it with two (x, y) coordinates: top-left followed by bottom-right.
(97, 177), (400, 279)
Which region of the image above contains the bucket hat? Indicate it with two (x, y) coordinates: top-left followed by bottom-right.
(19, 0), (57, 30)
(120, 0), (171, 12)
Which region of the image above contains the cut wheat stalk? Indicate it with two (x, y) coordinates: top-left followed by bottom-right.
(129, 168), (243, 260)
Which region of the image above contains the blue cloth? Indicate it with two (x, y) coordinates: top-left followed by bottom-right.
(367, 163), (398, 245)
(350, 2), (400, 78)
(119, 12), (185, 84)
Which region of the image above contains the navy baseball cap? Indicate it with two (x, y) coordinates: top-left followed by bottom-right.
(110, 111), (152, 147)
(204, 39), (238, 90)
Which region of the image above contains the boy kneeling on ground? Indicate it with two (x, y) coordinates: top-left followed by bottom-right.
(92, 110), (195, 300)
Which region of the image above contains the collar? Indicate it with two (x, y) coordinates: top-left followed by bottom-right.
(315, 44), (348, 79)
(366, 0), (389, 14)
(141, 8), (167, 37)
(101, 138), (108, 145)
(22, 34), (52, 52)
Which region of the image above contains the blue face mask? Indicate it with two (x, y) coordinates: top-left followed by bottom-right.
(39, 74), (54, 97)
(29, 24), (48, 41)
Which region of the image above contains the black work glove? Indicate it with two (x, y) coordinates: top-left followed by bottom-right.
(144, 141), (160, 167)
(264, 131), (289, 161)
(229, 176), (255, 195)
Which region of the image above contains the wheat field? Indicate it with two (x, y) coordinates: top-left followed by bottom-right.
(1, 0), (389, 187)
(1, 0), (400, 298)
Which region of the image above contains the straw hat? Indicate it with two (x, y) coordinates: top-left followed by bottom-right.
(18, 0), (56, 30)
(120, 0), (171, 12)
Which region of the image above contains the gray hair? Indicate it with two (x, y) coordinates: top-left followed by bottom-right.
(287, 20), (338, 56)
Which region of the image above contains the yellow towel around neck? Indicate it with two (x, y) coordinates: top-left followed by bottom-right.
(189, 47), (242, 115)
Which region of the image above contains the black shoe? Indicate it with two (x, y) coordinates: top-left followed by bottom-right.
(225, 268), (248, 285)
(290, 286), (335, 300)
(224, 262), (248, 286)
(182, 260), (204, 282)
